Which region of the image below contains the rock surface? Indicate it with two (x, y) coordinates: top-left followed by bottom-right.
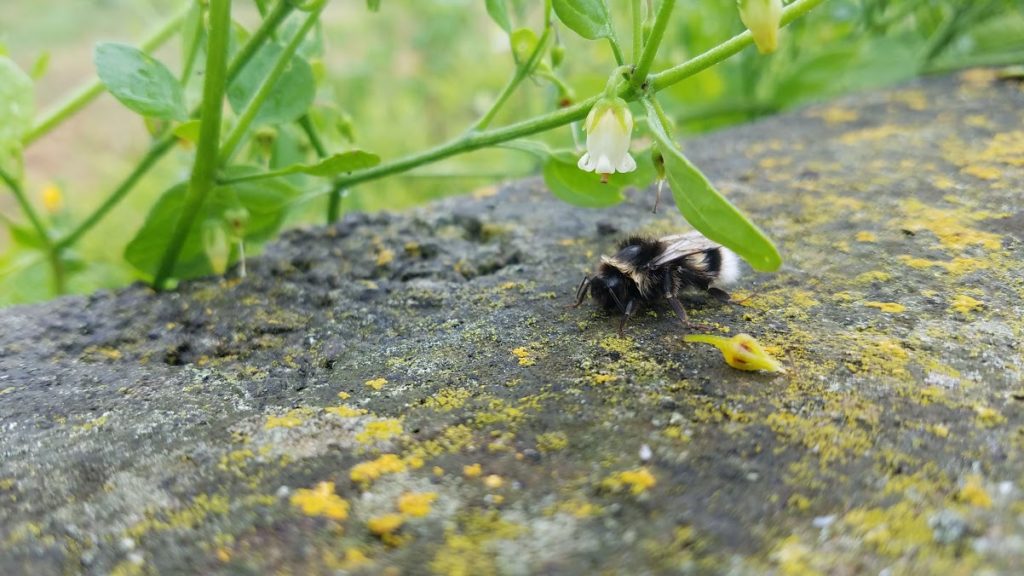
(2, 72), (1024, 575)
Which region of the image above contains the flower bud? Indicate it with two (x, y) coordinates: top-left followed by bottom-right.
(684, 333), (785, 372)
(41, 183), (63, 214)
(738, 0), (783, 54)
(202, 220), (230, 276)
(224, 207), (249, 240)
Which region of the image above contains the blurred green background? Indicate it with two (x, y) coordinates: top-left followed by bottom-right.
(2, 0), (1023, 305)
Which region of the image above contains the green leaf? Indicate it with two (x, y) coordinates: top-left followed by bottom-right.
(647, 113), (781, 272)
(94, 43), (187, 121)
(0, 56), (34, 156)
(31, 52), (50, 80)
(227, 42), (316, 126)
(552, 0), (613, 40)
(510, 28), (540, 64)
(7, 221), (48, 251)
(289, 151), (380, 176)
(367, 0), (381, 12)
(172, 120), (202, 144)
(486, 0), (512, 33)
(281, 13), (325, 59)
(543, 149), (652, 208)
(125, 170), (296, 279)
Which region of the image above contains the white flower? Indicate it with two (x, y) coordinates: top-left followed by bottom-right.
(738, 0), (783, 54)
(578, 96), (636, 181)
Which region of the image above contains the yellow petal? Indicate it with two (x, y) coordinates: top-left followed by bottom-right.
(684, 333), (785, 373)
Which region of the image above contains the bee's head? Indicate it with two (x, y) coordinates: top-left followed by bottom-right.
(591, 262), (633, 312)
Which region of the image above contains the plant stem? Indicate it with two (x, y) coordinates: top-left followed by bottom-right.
(606, 37), (625, 66)
(180, 3), (205, 83)
(651, 0), (827, 92)
(646, 95), (676, 142)
(22, 4), (188, 145)
(0, 167), (50, 246)
(154, 0), (232, 290)
(334, 0), (828, 192)
(53, 0), (294, 250)
(469, 27), (552, 133)
(0, 167), (66, 294)
(226, 0), (294, 81)
(296, 115), (347, 223)
(630, 0), (674, 92)
(631, 0), (643, 63)
(219, 6), (322, 164)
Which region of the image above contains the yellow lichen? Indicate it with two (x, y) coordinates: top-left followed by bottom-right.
(536, 431), (569, 453)
(364, 377), (388, 390)
(483, 475), (504, 489)
(463, 463), (483, 478)
(957, 475), (993, 508)
(397, 492), (437, 517)
(600, 467), (656, 495)
(855, 270), (890, 283)
(350, 454), (407, 486)
(843, 502), (932, 556)
(325, 405), (368, 418)
(864, 301), (906, 313)
(899, 198), (1003, 252)
(809, 106), (859, 125)
(961, 165), (1002, 180)
(376, 248), (394, 267)
(356, 418), (403, 443)
(429, 512), (524, 576)
(290, 482), (349, 520)
(767, 411), (873, 466)
(974, 405), (1005, 427)
(855, 231), (877, 242)
(367, 513), (405, 541)
(772, 536), (822, 576)
(950, 294), (983, 314)
(425, 387), (472, 411)
(264, 408), (308, 430)
(511, 347), (535, 366)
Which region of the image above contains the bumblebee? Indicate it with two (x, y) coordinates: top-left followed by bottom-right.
(573, 231), (741, 334)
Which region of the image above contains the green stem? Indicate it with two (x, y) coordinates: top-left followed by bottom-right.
(53, 0), (294, 250)
(154, 0), (232, 290)
(646, 95), (676, 142)
(0, 167), (65, 294)
(226, 0), (294, 81)
(22, 4), (188, 145)
(334, 0), (829, 192)
(180, 3), (205, 83)
(219, 6), (322, 165)
(631, 0), (674, 92)
(0, 167), (50, 246)
(651, 0), (827, 92)
(631, 0), (643, 63)
(607, 37), (625, 66)
(297, 115), (348, 223)
(469, 26), (552, 133)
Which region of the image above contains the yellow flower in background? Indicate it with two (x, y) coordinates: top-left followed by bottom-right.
(684, 333), (785, 373)
(738, 0), (783, 54)
(41, 183), (63, 213)
(578, 96), (636, 182)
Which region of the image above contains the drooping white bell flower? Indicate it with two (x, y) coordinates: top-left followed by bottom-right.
(578, 96), (636, 182)
(738, 0), (783, 54)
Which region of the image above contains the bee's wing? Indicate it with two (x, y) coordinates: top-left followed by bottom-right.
(651, 232), (721, 267)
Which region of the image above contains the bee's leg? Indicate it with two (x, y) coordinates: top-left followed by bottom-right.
(617, 299), (638, 336)
(708, 287), (732, 303)
(667, 296), (712, 332)
(570, 275), (591, 308)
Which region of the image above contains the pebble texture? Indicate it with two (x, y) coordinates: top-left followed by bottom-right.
(2, 72), (1023, 575)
